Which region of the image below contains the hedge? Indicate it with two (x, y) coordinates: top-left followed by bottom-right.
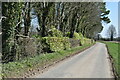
(2, 33), (93, 63)
(73, 32), (93, 45)
(17, 37), (37, 58)
(65, 32), (93, 46)
(2, 43), (94, 78)
(73, 32), (81, 39)
(41, 37), (70, 52)
(69, 38), (81, 48)
(48, 27), (63, 37)
(78, 33), (84, 45)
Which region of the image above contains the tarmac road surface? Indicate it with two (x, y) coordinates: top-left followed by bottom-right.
(33, 42), (113, 78)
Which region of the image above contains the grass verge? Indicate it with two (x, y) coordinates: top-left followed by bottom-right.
(102, 41), (120, 78)
(2, 43), (95, 78)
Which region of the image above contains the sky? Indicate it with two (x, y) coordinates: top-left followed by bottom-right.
(100, 2), (118, 38)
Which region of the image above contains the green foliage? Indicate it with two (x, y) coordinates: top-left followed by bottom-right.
(2, 2), (24, 63)
(73, 32), (92, 45)
(79, 33), (84, 38)
(78, 33), (84, 45)
(73, 32), (80, 39)
(65, 32), (70, 37)
(48, 27), (63, 37)
(69, 39), (81, 48)
(35, 38), (44, 54)
(17, 37), (37, 58)
(42, 37), (70, 52)
(62, 37), (71, 50)
(100, 3), (111, 23)
(2, 38), (15, 62)
(32, 34), (40, 38)
(66, 32), (81, 39)
(82, 38), (92, 45)
(2, 43), (94, 78)
(2, 2), (109, 64)
(65, 32), (92, 45)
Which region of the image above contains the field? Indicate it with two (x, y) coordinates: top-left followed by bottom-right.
(103, 41), (120, 77)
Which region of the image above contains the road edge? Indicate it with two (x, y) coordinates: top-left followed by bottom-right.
(105, 44), (119, 79)
(27, 43), (96, 78)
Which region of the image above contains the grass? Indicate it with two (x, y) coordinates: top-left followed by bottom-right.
(102, 41), (120, 77)
(2, 43), (95, 78)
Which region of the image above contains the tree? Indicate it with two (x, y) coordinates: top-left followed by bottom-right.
(97, 33), (102, 40)
(100, 3), (111, 23)
(2, 2), (110, 62)
(23, 2), (31, 36)
(32, 2), (110, 38)
(107, 25), (116, 41)
(35, 2), (54, 37)
(2, 2), (24, 62)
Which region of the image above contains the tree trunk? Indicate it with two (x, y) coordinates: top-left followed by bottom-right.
(41, 14), (46, 37)
(110, 33), (113, 41)
(69, 13), (77, 38)
(24, 2), (31, 36)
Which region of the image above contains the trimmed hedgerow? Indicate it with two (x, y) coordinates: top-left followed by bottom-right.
(73, 32), (80, 39)
(65, 32), (93, 46)
(69, 38), (81, 48)
(41, 37), (70, 52)
(62, 37), (71, 50)
(48, 27), (63, 37)
(78, 32), (84, 45)
(82, 38), (92, 45)
(2, 43), (94, 78)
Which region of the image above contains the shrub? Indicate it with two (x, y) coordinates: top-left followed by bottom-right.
(65, 32), (92, 45)
(2, 39), (15, 63)
(48, 27), (63, 37)
(78, 33), (84, 45)
(73, 32), (80, 39)
(65, 32), (70, 37)
(69, 38), (81, 48)
(35, 38), (44, 54)
(62, 37), (71, 50)
(79, 33), (84, 38)
(41, 37), (70, 52)
(82, 38), (92, 45)
(18, 37), (37, 58)
(66, 32), (81, 39)
(65, 32), (82, 45)
(2, 43), (93, 78)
